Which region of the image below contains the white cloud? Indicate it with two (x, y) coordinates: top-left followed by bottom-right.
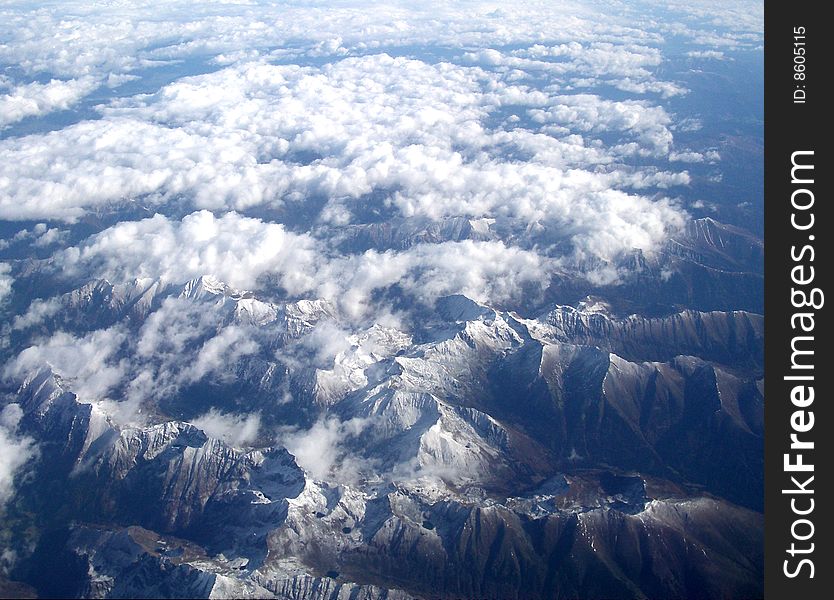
(111, 296), (268, 417)
(297, 322), (354, 368)
(655, 0), (762, 44)
(60, 211), (318, 293)
(529, 94), (674, 156)
(0, 264), (12, 304)
(187, 325), (259, 382)
(135, 296), (225, 361)
(3, 294), (271, 425)
(3, 328), (128, 402)
(0, 404), (38, 508)
(686, 50), (727, 60)
(49, 186), (684, 319)
(675, 118), (703, 132)
(1, 0), (746, 87)
(669, 151), (705, 163)
(0, 38), (692, 227)
(191, 409), (261, 447)
(54, 209), (559, 318)
(317, 240), (553, 318)
(0, 77), (99, 127)
(0, 0), (759, 437)
(2, 46), (692, 297)
(11, 297), (62, 331)
(279, 416), (373, 483)
(0, 116), (296, 221)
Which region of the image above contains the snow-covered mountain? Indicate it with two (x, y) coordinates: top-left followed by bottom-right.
(0, 2), (764, 596)
(2, 265), (763, 598)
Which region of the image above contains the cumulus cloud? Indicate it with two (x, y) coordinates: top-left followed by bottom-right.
(503, 42), (689, 98)
(0, 55), (486, 220)
(135, 297), (222, 360)
(11, 297), (63, 331)
(3, 293), (271, 425)
(0, 1), (756, 87)
(0, 224), (68, 251)
(3, 328), (128, 402)
(0, 117), (294, 221)
(187, 325), (259, 382)
(296, 322), (354, 369)
(529, 94), (674, 156)
(0, 77), (100, 127)
(0, 404), (38, 508)
(318, 240), (553, 318)
(0, 0), (760, 439)
(50, 196), (684, 321)
(655, 0), (762, 45)
(686, 50), (728, 60)
(191, 409), (261, 447)
(0, 50), (689, 234)
(0, 45), (693, 280)
(0, 263), (12, 304)
(122, 297), (269, 414)
(280, 416), (373, 483)
(53, 210), (559, 318)
(60, 211), (318, 293)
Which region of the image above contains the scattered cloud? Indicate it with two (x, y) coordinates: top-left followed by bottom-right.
(686, 50), (728, 60)
(1, 8), (701, 302)
(59, 211), (318, 293)
(318, 240), (553, 318)
(0, 404), (38, 507)
(279, 416), (373, 483)
(0, 76), (100, 128)
(0, 264), (12, 304)
(3, 328), (128, 402)
(191, 409), (261, 447)
(0, 0), (761, 458)
(11, 297), (63, 331)
(187, 325), (259, 382)
(529, 94), (674, 156)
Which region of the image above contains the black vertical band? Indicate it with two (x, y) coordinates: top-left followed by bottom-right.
(764, 2), (829, 598)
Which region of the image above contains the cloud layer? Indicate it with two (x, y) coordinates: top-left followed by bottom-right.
(0, 1), (763, 501)
(60, 210), (318, 293)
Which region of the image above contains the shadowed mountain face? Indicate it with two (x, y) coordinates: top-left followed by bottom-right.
(0, 2), (762, 598)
